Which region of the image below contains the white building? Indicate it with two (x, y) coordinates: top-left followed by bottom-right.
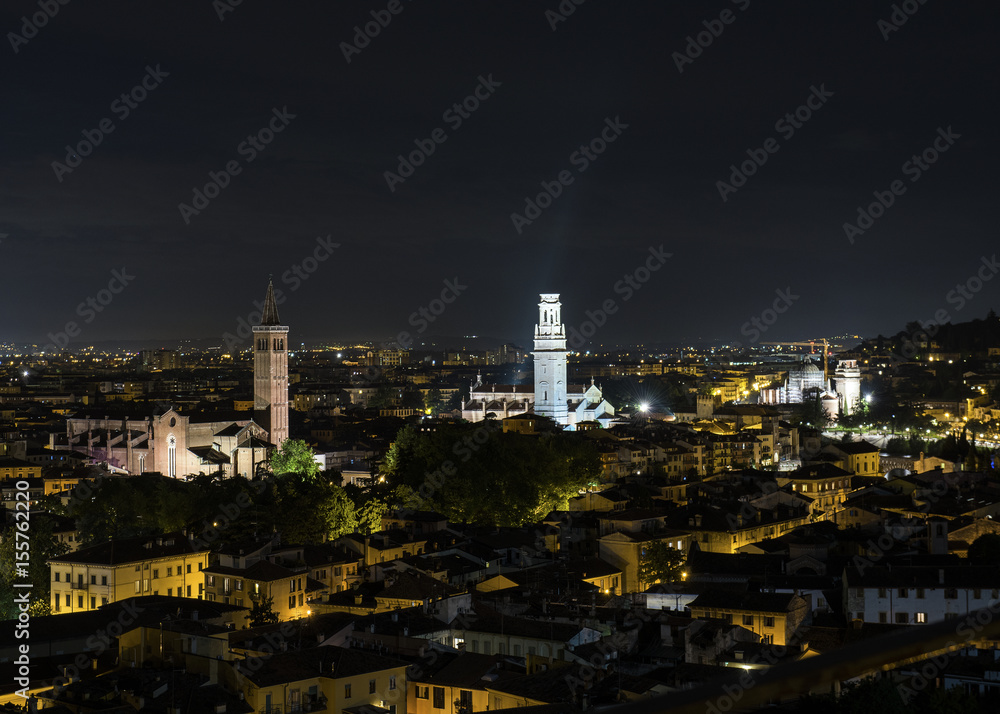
(834, 359), (862, 415)
(843, 565), (1000, 625)
(461, 293), (615, 429)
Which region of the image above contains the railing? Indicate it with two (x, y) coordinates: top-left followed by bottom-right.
(71, 582), (88, 589)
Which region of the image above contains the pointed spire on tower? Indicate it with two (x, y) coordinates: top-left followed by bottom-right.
(260, 278), (281, 326)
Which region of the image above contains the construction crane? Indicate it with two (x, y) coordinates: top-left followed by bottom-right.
(760, 339), (830, 382)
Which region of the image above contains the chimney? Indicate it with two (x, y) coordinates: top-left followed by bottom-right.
(694, 514), (703, 527)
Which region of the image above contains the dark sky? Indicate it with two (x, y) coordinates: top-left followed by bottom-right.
(3, 1), (998, 350)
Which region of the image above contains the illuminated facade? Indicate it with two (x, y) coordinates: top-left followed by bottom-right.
(461, 294), (614, 429)
(834, 359), (862, 415)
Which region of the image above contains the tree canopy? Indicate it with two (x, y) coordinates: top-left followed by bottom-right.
(382, 423), (600, 526)
(637, 540), (685, 588)
(269, 439), (321, 479)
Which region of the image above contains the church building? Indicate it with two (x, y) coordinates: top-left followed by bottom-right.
(461, 294), (615, 429)
(56, 281), (288, 478)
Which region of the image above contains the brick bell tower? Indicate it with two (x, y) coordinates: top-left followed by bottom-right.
(252, 279), (289, 447)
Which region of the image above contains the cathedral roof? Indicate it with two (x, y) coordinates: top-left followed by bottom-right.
(260, 279), (281, 326)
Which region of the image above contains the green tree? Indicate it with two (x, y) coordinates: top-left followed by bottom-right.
(637, 540), (685, 587)
(273, 474), (357, 544)
(356, 497), (388, 535)
(247, 594), (279, 627)
(270, 439), (320, 480)
(424, 388), (444, 416)
(0, 516), (69, 618)
(968, 533), (1000, 565)
(382, 424), (598, 526)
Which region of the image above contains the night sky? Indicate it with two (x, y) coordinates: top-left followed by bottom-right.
(3, 1), (998, 350)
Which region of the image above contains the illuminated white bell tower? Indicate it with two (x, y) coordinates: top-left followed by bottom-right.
(835, 360), (862, 416)
(533, 293), (569, 425)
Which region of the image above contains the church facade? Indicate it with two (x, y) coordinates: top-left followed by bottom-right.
(461, 293), (615, 429)
(56, 281), (288, 478)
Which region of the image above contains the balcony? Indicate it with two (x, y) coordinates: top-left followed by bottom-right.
(71, 582), (88, 589)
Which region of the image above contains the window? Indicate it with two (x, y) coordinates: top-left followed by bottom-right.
(55, 572), (60, 582)
(153, 569), (159, 579)
(78, 596), (83, 609)
(433, 687), (445, 708)
(764, 616), (775, 628)
(90, 596), (96, 609)
(344, 684), (352, 699)
(65, 594), (70, 607)
(90, 575), (96, 585)
(388, 675), (396, 690)
(135, 580), (141, 593)
(236, 580), (243, 591)
(916, 612), (927, 623)
(879, 612), (888, 623)
(208, 576), (215, 587)
(898, 588), (908, 598)
(102, 597), (108, 606)
(187, 585), (191, 597)
(416, 686), (428, 700)
(974, 589), (982, 599)
(167, 567), (172, 577)
(459, 690), (473, 711)
(101, 575), (107, 585)
(187, 564), (191, 574)
(945, 588), (958, 599)
(917, 588), (925, 599)
(895, 613), (908, 624)
(742, 615), (754, 626)
(370, 680), (377, 695)
(878, 588), (887, 598)
(168, 588), (172, 596)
